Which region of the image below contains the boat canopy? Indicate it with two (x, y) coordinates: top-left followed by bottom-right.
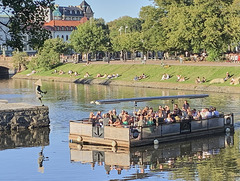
(92, 94), (209, 105)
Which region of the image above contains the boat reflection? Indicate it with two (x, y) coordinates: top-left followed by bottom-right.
(0, 127), (50, 150)
(69, 133), (233, 175)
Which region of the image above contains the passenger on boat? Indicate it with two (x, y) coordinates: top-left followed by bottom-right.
(113, 118), (122, 127)
(102, 113), (111, 126)
(185, 110), (193, 120)
(118, 110), (125, 120)
(194, 111), (202, 120)
(164, 105), (171, 117)
(137, 115), (145, 127)
(95, 111), (102, 119)
(111, 109), (118, 123)
(192, 109), (197, 118)
(89, 112), (96, 121)
(183, 100), (190, 110)
(173, 104), (181, 116)
(212, 107), (219, 117)
(165, 113), (174, 123)
(181, 107), (187, 118)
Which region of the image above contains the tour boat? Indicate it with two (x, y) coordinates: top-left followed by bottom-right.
(69, 94), (234, 148)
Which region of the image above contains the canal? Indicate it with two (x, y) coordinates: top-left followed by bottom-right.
(0, 79), (240, 181)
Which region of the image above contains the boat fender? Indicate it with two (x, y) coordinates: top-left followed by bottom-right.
(112, 140), (117, 147)
(77, 136), (83, 142)
(154, 139), (159, 145)
(132, 129), (139, 139)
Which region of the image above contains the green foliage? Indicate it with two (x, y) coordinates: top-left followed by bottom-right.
(27, 57), (38, 71)
(140, 0), (240, 60)
(1, 0), (54, 50)
(12, 51), (28, 71)
(70, 18), (110, 60)
(36, 38), (70, 70)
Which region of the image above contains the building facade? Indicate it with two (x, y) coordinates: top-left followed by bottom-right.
(44, 0), (93, 42)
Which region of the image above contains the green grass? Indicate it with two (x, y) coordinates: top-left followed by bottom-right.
(19, 63), (240, 86)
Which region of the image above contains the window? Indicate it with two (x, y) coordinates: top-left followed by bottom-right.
(66, 35), (68, 41)
(62, 35), (64, 40)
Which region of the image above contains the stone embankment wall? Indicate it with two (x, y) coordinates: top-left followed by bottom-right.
(0, 103), (50, 131)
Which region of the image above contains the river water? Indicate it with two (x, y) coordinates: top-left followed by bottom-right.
(0, 79), (240, 181)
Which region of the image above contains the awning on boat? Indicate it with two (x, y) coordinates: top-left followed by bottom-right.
(92, 94), (209, 105)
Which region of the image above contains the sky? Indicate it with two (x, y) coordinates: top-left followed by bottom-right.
(54, 0), (154, 22)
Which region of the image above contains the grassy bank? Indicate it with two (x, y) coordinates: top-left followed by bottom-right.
(18, 63), (240, 86)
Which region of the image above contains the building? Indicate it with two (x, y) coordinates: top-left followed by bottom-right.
(45, 0), (94, 22)
(44, 0), (93, 42)
(44, 17), (88, 41)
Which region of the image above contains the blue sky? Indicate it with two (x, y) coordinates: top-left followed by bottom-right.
(54, 0), (154, 22)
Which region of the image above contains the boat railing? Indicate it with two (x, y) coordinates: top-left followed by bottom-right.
(130, 114), (231, 141)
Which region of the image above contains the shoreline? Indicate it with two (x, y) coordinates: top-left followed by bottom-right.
(12, 74), (240, 94)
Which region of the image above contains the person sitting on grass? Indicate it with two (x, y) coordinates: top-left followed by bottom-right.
(74, 71), (78, 76)
(230, 77), (235, 85)
(162, 73), (170, 80)
(202, 77), (206, 83)
(133, 75), (139, 81)
(84, 72), (90, 78)
(195, 77), (201, 84)
(96, 73), (102, 78)
(224, 72), (230, 81)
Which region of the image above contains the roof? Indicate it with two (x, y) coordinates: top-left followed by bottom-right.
(92, 94), (209, 105)
(44, 17), (88, 27)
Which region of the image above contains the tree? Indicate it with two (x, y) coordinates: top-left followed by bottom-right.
(12, 51), (28, 72)
(36, 38), (70, 70)
(141, 0), (240, 61)
(108, 16), (142, 60)
(0, 0), (54, 50)
(70, 18), (109, 63)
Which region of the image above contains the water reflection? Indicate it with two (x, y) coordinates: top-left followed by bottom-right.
(0, 127), (50, 150)
(70, 133), (235, 180)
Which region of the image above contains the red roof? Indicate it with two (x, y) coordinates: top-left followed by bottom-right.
(44, 17), (88, 27)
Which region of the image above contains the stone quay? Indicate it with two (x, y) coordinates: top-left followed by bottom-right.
(0, 100), (50, 130)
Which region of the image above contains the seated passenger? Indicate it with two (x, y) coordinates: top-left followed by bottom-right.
(95, 111), (102, 120)
(185, 110), (193, 120)
(165, 113), (174, 123)
(89, 112), (96, 121)
(212, 107), (219, 117)
(173, 104), (181, 116)
(137, 115), (145, 127)
(113, 118), (122, 127)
